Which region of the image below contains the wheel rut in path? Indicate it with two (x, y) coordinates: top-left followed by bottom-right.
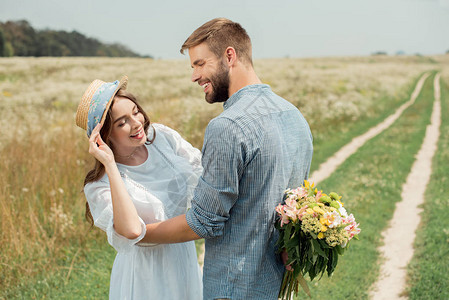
(309, 72), (430, 185)
(370, 73), (441, 300)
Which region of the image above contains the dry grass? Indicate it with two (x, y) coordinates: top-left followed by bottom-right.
(0, 55), (446, 293)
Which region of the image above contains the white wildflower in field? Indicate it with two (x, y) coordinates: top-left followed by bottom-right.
(48, 202), (73, 237)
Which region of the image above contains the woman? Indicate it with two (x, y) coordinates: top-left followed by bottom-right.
(75, 76), (203, 299)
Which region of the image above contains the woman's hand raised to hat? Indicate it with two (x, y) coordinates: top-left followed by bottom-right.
(89, 123), (115, 167)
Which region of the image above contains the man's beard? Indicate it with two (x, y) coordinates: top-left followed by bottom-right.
(206, 62), (230, 104)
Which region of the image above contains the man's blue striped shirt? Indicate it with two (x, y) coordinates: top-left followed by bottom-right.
(186, 84), (313, 299)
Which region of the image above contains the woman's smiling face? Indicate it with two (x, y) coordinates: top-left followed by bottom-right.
(108, 96), (147, 152)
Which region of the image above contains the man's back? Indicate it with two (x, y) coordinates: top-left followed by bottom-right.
(186, 84), (313, 299)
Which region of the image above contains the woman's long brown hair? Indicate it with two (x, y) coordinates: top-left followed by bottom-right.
(83, 89), (155, 226)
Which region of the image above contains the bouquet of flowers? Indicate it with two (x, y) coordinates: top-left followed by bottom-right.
(275, 180), (360, 299)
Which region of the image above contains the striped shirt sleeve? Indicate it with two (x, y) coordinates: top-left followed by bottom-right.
(186, 117), (246, 238)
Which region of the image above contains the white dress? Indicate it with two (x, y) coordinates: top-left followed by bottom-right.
(84, 123), (203, 300)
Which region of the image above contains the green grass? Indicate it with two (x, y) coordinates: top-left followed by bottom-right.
(2, 229), (205, 300)
(2, 234), (113, 299)
(406, 76), (449, 300)
(293, 72), (437, 299)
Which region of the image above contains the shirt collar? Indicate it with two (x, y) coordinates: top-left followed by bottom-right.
(223, 84), (271, 110)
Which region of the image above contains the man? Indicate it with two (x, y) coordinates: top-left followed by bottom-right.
(141, 18), (313, 299)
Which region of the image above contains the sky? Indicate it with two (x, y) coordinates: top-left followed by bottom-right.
(0, 0), (448, 59)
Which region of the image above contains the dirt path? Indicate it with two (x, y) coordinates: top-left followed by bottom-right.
(309, 73), (430, 184)
(370, 73), (441, 299)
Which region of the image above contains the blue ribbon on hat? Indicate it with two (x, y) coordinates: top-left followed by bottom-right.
(86, 80), (120, 137)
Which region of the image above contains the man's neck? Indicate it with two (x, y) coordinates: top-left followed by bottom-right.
(228, 64), (262, 97)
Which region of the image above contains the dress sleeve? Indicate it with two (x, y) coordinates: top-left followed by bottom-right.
(185, 117), (245, 239)
(152, 123), (202, 177)
(84, 179), (147, 252)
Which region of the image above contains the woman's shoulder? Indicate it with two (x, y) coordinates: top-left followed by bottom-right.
(152, 123), (179, 137)
(151, 123), (183, 146)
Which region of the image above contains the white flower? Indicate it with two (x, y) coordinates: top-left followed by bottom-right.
(324, 211), (342, 228)
(338, 206), (348, 218)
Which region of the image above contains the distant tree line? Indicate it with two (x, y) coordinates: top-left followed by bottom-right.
(0, 20), (151, 58)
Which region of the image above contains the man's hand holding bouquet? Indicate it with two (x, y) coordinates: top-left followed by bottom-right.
(275, 180), (361, 299)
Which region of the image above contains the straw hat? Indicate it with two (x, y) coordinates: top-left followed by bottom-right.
(76, 76), (128, 137)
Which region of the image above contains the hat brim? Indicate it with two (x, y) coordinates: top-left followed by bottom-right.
(98, 75), (128, 128)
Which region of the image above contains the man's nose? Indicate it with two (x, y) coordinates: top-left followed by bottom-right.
(191, 69), (200, 82)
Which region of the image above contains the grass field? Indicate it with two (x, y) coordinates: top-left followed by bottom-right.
(0, 55), (448, 299)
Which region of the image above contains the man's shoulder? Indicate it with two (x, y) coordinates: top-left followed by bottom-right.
(205, 86), (304, 137)
(222, 90), (299, 127)
(236, 87), (298, 114)
(205, 114), (241, 137)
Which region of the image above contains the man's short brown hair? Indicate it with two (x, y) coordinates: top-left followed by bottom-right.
(180, 18), (253, 65)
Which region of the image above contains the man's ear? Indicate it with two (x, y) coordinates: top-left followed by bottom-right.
(224, 47), (237, 67)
